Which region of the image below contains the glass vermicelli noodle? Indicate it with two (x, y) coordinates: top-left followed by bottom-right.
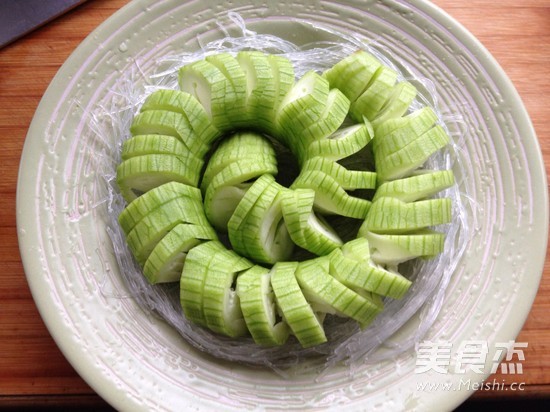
(90, 13), (471, 374)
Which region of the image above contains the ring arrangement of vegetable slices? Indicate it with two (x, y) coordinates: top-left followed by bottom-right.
(115, 49), (455, 349)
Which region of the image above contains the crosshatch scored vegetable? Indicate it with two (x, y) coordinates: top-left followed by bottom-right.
(116, 50), (454, 348)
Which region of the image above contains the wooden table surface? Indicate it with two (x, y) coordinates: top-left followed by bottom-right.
(1, 0), (548, 410)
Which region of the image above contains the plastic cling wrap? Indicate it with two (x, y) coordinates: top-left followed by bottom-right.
(92, 13), (471, 373)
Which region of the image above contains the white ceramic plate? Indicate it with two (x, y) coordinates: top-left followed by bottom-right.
(17, 1), (548, 410)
